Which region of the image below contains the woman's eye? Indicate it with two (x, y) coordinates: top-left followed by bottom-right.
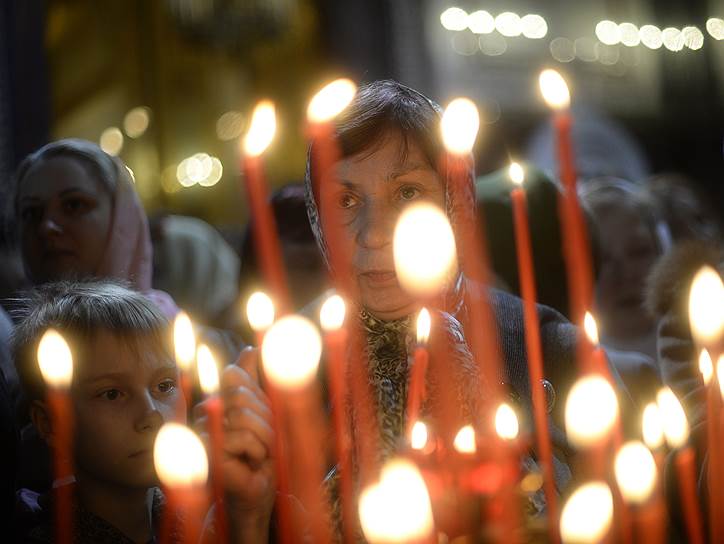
(157, 379), (176, 394)
(63, 198), (89, 214)
(398, 186), (421, 201)
(99, 389), (123, 401)
(338, 193), (359, 209)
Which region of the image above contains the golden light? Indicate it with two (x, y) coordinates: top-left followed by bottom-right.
(495, 402), (519, 441)
(440, 97), (480, 155)
(538, 69), (570, 110)
(560, 481), (613, 544)
(246, 291), (275, 332)
(564, 375), (618, 448)
(595, 20), (621, 45)
(706, 18), (724, 40)
(583, 312), (599, 345)
(642, 402), (665, 450)
(640, 25), (663, 49)
(440, 7), (468, 31)
(261, 315), (322, 390)
(657, 387), (689, 449)
(509, 161), (524, 185)
(358, 458), (434, 543)
(153, 423), (209, 487)
(198, 157), (223, 187)
(521, 14), (548, 39)
(410, 421), (428, 450)
(37, 329), (73, 389)
(688, 266), (724, 344)
(123, 106), (151, 138)
(393, 202), (458, 298)
(662, 27), (684, 51)
(699, 349), (714, 385)
(319, 294), (346, 332)
(242, 101), (276, 157)
(453, 424), (476, 454)
(216, 110), (244, 141)
(196, 344), (220, 396)
(467, 10), (495, 34)
(619, 22), (641, 47)
(495, 12), (522, 37)
(717, 355), (724, 400)
(416, 308), (431, 344)
(682, 26), (705, 50)
(99, 127), (124, 156)
(173, 312), (196, 373)
(614, 441), (657, 504)
(307, 79), (357, 123)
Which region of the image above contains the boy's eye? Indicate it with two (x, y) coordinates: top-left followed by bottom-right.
(398, 186), (421, 201)
(157, 379), (176, 394)
(99, 389), (123, 401)
(338, 193), (360, 209)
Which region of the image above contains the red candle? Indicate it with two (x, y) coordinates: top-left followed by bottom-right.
(37, 329), (74, 544)
(675, 447), (705, 544)
(173, 311), (196, 411)
(406, 308), (431, 435)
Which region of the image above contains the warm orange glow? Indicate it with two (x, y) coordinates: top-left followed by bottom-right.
(699, 349), (714, 385)
(261, 315), (322, 390)
(642, 402), (665, 450)
(196, 344), (220, 396)
(416, 308), (431, 344)
(153, 423), (209, 487)
(565, 375), (618, 447)
(717, 355), (724, 400)
(453, 424), (476, 454)
(560, 481), (613, 543)
(583, 312), (599, 345)
(393, 203), (458, 298)
(242, 101), (276, 157)
(440, 98), (480, 154)
(307, 79), (357, 123)
(410, 421), (428, 450)
(37, 329), (73, 389)
(688, 266), (724, 344)
(614, 441), (657, 504)
(539, 69), (571, 110)
(509, 162), (525, 185)
(246, 291), (275, 332)
(358, 458), (434, 542)
(319, 294), (346, 332)
(657, 387), (689, 449)
(173, 312), (196, 372)
(495, 402), (519, 440)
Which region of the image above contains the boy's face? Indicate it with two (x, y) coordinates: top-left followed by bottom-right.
(70, 330), (185, 490)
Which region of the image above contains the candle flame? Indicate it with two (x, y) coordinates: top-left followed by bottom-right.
(196, 344), (220, 395)
(242, 101), (276, 157)
(440, 97), (480, 155)
(699, 349), (714, 385)
(642, 402), (665, 450)
(393, 202), (458, 298)
(688, 266), (724, 344)
(560, 481), (613, 543)
(246, 291), (275, 332)
(565, 374), (618, 447)
(307, 78), (357, 123)
(583, 312), (599, 345)
(37, 329), (73, 389)
(358, 458), (434, 542)
(717, 355), (724, 400)
(614, 441), (657, 504)
(410, 421), (428, 450)
(495, 402), (520, 440)
(173, 312), (196, 372)
(319, 294), (346, 332)
(538, 69), (571, 110)
(453, 424), (476, 454)
(508, 162), (525, 185)
(153, 423), (209, 487)
(261, 315), (322, 390)
(657, 387), (689, 449)
(416, 308), (431, 344)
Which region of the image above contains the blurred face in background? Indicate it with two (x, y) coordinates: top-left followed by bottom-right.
(17, 156), (113, 284)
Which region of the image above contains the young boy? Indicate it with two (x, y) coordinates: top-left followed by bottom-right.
(13, 281), (274, 543)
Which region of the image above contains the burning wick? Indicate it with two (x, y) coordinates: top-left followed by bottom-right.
(173, 312), (196, 374)
(320, 294), (346, 331)
(614, 441), (657, 504)
(453, 424), (477, 454)
(699, 349), (714, 385)
(560, 481), (613, 543)
(196, 345), (220, 396)
(508, 161), (525, 185)
(246, 291), (275, 333)
(410, 421), (428, 451)
(154, 423), (209, 487)
(688, 266), (724, 344)
(565, 375), (619, 447)
(261, 315), (322, 390)
(642, 402), (665, 451)
(583, 312), (599, 346)
(307, 79), (357, 123)
(538, 69), (571, 110)
(495, 402), (520, 441)
(656, 387), (689, 449)
(441, 97), (481, 155)
(38, 329), (74, 389)
(242, 101), (276, 157)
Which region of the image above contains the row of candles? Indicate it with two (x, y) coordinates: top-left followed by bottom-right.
(34, 68), (724, 543)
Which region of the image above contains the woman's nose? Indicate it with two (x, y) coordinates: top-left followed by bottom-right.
(356, 202), (394, 249)
(134, 392), (164, 433)
(38, 213), (63, 237)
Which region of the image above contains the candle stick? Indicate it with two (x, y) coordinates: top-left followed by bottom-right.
(319, 293), (355, 544)
(173, 311), (196, 410)
(262, 315), (332, 542)
(406, 308), (431, 435)
(37, 329), (74, 544)
(657, 387), (705, 544)
(196, 344), (228, 543)
(241, 100), (291, 313)
(508, 161), (560, 542)
(559, 481), (614, 544)
(154, 423), (209, 544)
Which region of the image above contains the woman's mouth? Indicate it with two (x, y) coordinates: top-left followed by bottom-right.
(361, 270), (398, 285)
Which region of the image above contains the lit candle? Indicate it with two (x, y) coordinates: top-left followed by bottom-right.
(358, 458), (436, 543)
(37, 329), (74, 544)
(154, 423), (209, 544)
(538, 69), (593, 326)
(508, 161), (560, 541)
(406, 308), (431, 435)
(319, 293), (354, 543)
(657, 387), (705, 544)
(246, 291), (275, 347)
(642, 401), (667, 483)
(262, 315), (331, 542)
(559, 481), (614, 544)
(173, 311), (196, 408)
(196, 344), (228, 542)
(241, 101), (291, 312)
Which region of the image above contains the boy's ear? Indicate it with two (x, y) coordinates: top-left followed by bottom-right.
(29, 400), (53, 444)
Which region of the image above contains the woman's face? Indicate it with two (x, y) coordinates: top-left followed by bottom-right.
(324, 131), (446, 320)
(17, 156), (113, 284)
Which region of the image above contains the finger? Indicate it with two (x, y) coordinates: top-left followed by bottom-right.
(235, 346), (260, 384)
(224, 428), (268, 465)
(222, 385), (272, 421)
(225, 406), (274, 450)
(221, 365), (268, 403)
